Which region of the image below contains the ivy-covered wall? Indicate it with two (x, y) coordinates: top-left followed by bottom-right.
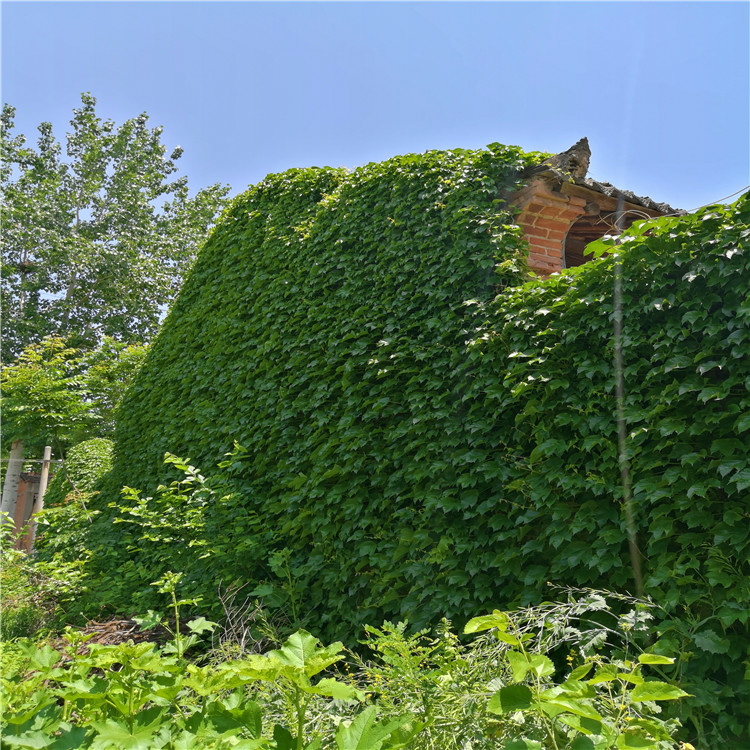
(89, 144), (749, 738)
(108, 143), (538, 511)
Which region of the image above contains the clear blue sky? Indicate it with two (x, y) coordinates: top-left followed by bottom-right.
(2, 1), (748, 211)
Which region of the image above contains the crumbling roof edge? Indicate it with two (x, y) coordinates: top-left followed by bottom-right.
(574, 176), (685, 216)
(521, 137), (685, 216)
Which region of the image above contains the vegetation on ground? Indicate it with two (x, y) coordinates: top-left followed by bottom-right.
(1, 560), (690, 750)
(74, 151), (748, 743)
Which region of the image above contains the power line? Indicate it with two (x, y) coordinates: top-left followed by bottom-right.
(678, 185), (750, 215)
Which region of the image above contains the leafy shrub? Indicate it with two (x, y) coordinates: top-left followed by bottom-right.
(43, 437), (114, 507)
(27, 438), (114, 622)
(0, 518), (80, 639)
(349, 589), (685, 750)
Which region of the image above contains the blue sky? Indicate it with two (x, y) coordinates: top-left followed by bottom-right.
(2, 1), (748, 211)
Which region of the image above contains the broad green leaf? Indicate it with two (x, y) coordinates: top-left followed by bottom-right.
(223, 655), (282, 683)
(630, 681), (690, 702)
(734, 412), (750, 433)
(540, 697), (602, 720)
(0, 730), (55, 749)
(502, 740), (543, 750)
(266, 630), (344, 678)
(1, 699), (60, 726)
(89, 706), (168, 750)
(26, 644), (61, 671)
(617, 672), (644, 686)
(487, 684), (533, 714)
(335, 706), (415, 750)
(557, 713), (603, 736)
(527, 653), (555, 678)
(307, 677), (363, 700)
(249, 584), (276, 598)
(48, 725), (92, 750)
(506, 651), (554, 682)
(186, 616), (218, 634)
(132, 610), (163, 630)
(693, 629), (731, 654)
(273, 724), (296, 750)
(626, 718), (675, 742)
(495, 631), (522, 646)
(588, 664), (618, 684)
(463, 610), (510, 634)
(570, 737), (597, 750)
(614, 731), (660, 748)
(557, 680), (596, 699)
(202, 698), (263, 738)
(187, 665), (245, 695)
(637, 653), (674, 665)
(568, 663), (595, 681)
(506, 651), (530, 682)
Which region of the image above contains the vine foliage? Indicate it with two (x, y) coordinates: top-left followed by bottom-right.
(67, 145), (749, 743)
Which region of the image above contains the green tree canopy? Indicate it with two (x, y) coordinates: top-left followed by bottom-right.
(0, 336), (148, 456)
(0, 93), (231, 362)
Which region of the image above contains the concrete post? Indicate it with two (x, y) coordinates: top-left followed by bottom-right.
(28, 446), (53, 552)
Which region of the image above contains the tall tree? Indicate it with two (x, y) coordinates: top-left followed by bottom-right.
(0, 94), (231, 362)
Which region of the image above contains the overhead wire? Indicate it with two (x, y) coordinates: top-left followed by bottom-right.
(668, 184), (750, 216)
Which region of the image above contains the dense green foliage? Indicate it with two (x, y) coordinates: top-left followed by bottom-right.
(0, 337), (147, 455)
(0, 512), (83, 640)
(79, 143), (748, 744)
(43, 437), (114, 507)
(1, 589), (686, 749)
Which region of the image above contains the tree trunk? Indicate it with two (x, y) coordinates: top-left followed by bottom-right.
(1, 439), (24, 524)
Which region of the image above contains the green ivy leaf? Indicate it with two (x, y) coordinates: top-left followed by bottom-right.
(693, 629), (731, 654)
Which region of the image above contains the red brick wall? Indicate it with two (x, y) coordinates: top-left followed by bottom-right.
(512, 177), (588, 275)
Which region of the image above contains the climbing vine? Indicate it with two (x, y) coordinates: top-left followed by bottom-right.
(63, 146), (749, 743)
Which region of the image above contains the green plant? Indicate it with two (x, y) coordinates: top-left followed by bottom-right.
(94, 452), (242, 616)
(0, 625), (419, 750)
(347, 589), (685, 750)
(221, 629), (420, 750)
(133, 570), (218, 659)
(43, 437), (114, 507)
(465, 610), (686, 749)
(0, 516), (76, 640)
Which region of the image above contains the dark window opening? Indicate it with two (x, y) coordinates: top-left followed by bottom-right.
(563, 211), (624, 268)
